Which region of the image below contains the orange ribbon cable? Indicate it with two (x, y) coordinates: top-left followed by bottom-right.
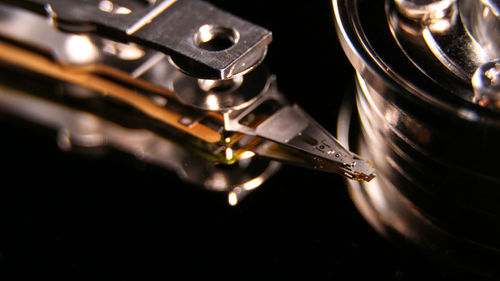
(0, 40), (222, 143)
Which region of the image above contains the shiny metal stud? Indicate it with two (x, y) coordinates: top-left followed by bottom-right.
(472, 59), (500, 110)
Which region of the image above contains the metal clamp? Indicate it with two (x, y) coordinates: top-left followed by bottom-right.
(1, 0), (272, 79)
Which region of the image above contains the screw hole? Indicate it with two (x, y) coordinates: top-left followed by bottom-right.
(194, 24), (239, 52)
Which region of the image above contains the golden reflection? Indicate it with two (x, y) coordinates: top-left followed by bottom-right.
(225, 148), (233, 160)
(228, 191), (238, 206)
(241, 177), (263, 191)
(239, 151), (255, 160)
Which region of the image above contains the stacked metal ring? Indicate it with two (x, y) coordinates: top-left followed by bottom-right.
(334, 0), (500, 277)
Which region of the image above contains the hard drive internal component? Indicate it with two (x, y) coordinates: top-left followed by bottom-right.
(334, 0), (500, 276)
(0, 1), (375, 204)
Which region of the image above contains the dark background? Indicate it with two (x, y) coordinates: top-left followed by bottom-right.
(0, 1), (453, 280)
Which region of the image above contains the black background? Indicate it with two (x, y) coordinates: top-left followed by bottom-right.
(0, 1), (455, 280)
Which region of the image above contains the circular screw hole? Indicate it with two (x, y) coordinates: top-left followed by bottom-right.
(194, 24), (239, 51)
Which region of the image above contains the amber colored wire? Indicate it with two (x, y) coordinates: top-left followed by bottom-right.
(0, 40), (222, 143)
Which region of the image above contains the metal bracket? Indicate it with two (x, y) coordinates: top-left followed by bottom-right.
(1, 0), (272, 79)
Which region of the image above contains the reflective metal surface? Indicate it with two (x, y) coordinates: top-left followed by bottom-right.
(0, 0), (272, 79)
(0, 0), (375, 209)
(173, 65), (269, 111)
(462, 0), (500, 59)
(0, 85), (281, 203)
(334, 0), (500, 277)
(2, 1), (496, 280)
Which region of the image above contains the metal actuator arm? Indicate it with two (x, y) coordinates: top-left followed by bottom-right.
(0, 0), (375, 183)
(2, 0), (272, 80)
